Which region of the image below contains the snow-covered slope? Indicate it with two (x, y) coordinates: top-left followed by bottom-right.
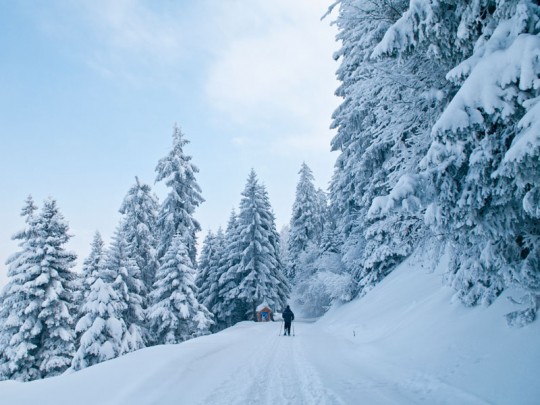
(317, 251), (540, 404)
(1, 251), (538, 404)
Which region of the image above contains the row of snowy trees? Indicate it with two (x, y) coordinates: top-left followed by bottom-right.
(0, 125), (214, 381)
(322, 0), (539, 325)
(197, 170), (290, 331)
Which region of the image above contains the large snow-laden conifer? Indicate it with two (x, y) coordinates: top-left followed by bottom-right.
(214, 210), (246, 329)
(148, 234), (213, 344)
(287, 163), (325, 282)
(327, 0), (447, 297)
(197, 231), (216, 300)
(196, 229), (226, 329)
(0, 196), (39, 381)
(222, 171), (289, 322)
(0, 198), (77, 381)
(119, 177), (159, 296)
(371, 0), (540, 323)
(71, 266), (129, 371)
(155, 124), (204, 265)
(104, 227), (146, 351)
(76, 231), (106, 307)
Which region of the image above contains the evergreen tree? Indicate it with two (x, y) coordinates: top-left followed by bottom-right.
(0, 196), (39, 381)
(287, 163), (325, 282)
(104, 226), (146, 351)
(77, 231), (106, 305)
(148, 234), (213, 344)
(0, 198), (77, 381)
(279, 225), (292, 280)
(214, 210), (245, 329)
(197, 229), (226, 328)
(155, 124), (204, 265)
(370, 0), (540, 323)
(329, 0), (540, 324)
(222, 170), (290, 322)
(327, 0), (450, 295)
(197, 230), (216, 300)
(119, 177), (159, 296)
(71, 263), (129, 370)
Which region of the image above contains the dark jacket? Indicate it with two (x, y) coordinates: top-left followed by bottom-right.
(283, 307), (294, 323)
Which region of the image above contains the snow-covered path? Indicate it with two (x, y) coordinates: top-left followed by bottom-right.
(113, 319), (489, 405)
(209, 321), (487, 405)
(0, 319), (487, 405)
(199, 321), (342, 405)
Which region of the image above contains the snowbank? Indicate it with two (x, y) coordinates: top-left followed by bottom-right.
(319, 250), (540, 404)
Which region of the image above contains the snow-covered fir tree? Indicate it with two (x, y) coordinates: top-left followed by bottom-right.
(0, 198), (77, 381)
(76, 231), (106, 306)
(327, 0), (455, 296)
(196, 228), (226, 330)
(71, 260), (130, 371)
(220, 170), (290, 322)
(148, 234), (213, 344)
(155, 124), (204, 265)
(197, 230), (216, 298)
(104, 226), (146, 351)
(119, 177), (159, 297)
(213, 210), (245, 329)
(433, 1), (540, 319)
(279, 224), (292, 279)
(287, 163), (325, 282)
(330, 0), (540, 324)
(0, 196), (39, 381)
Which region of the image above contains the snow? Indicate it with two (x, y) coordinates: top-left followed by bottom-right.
(506, 95), (540, 163)
(1, 251), (539, 404)
(368, 174), (419, 217)
(256, 303), (271, 312)
(433, 33), (540, 135)
(370, 0), (436, 59)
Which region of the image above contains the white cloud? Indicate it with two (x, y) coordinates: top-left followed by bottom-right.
(205, 0), (340, 152)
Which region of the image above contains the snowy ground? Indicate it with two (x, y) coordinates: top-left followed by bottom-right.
(1, 253), (539, 404)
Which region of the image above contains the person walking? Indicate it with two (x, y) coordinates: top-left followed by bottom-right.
(282, 305), (294, 336)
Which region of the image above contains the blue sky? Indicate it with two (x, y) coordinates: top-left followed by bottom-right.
(0, 0), (340, 283)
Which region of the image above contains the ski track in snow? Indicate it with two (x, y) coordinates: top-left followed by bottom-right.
(197, 321), (486, 405)
(201, 323), (344, 405)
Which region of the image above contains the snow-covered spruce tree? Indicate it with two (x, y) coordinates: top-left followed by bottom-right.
(0, 196), (39, 380)
(214, 210), (246, 329)
(372, 0), (540, 323)
(148, 233), (212, 344)
(196, 229), (226, 329)
(0, 198), (77, 381)
(327, 0), (453, 295)
(119, 177), (159, 297)
(77, 231), (107, 306)
(316, 188), (329, 230)
(197, 230), (216, 301)
(71, 258), (129, 371)
(155, 124), (204, 265)
(104, 226), (146, 351)
(221, 170), (290, 322)
(287, 163), (325, 282)
(279, 224), (292, 280)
